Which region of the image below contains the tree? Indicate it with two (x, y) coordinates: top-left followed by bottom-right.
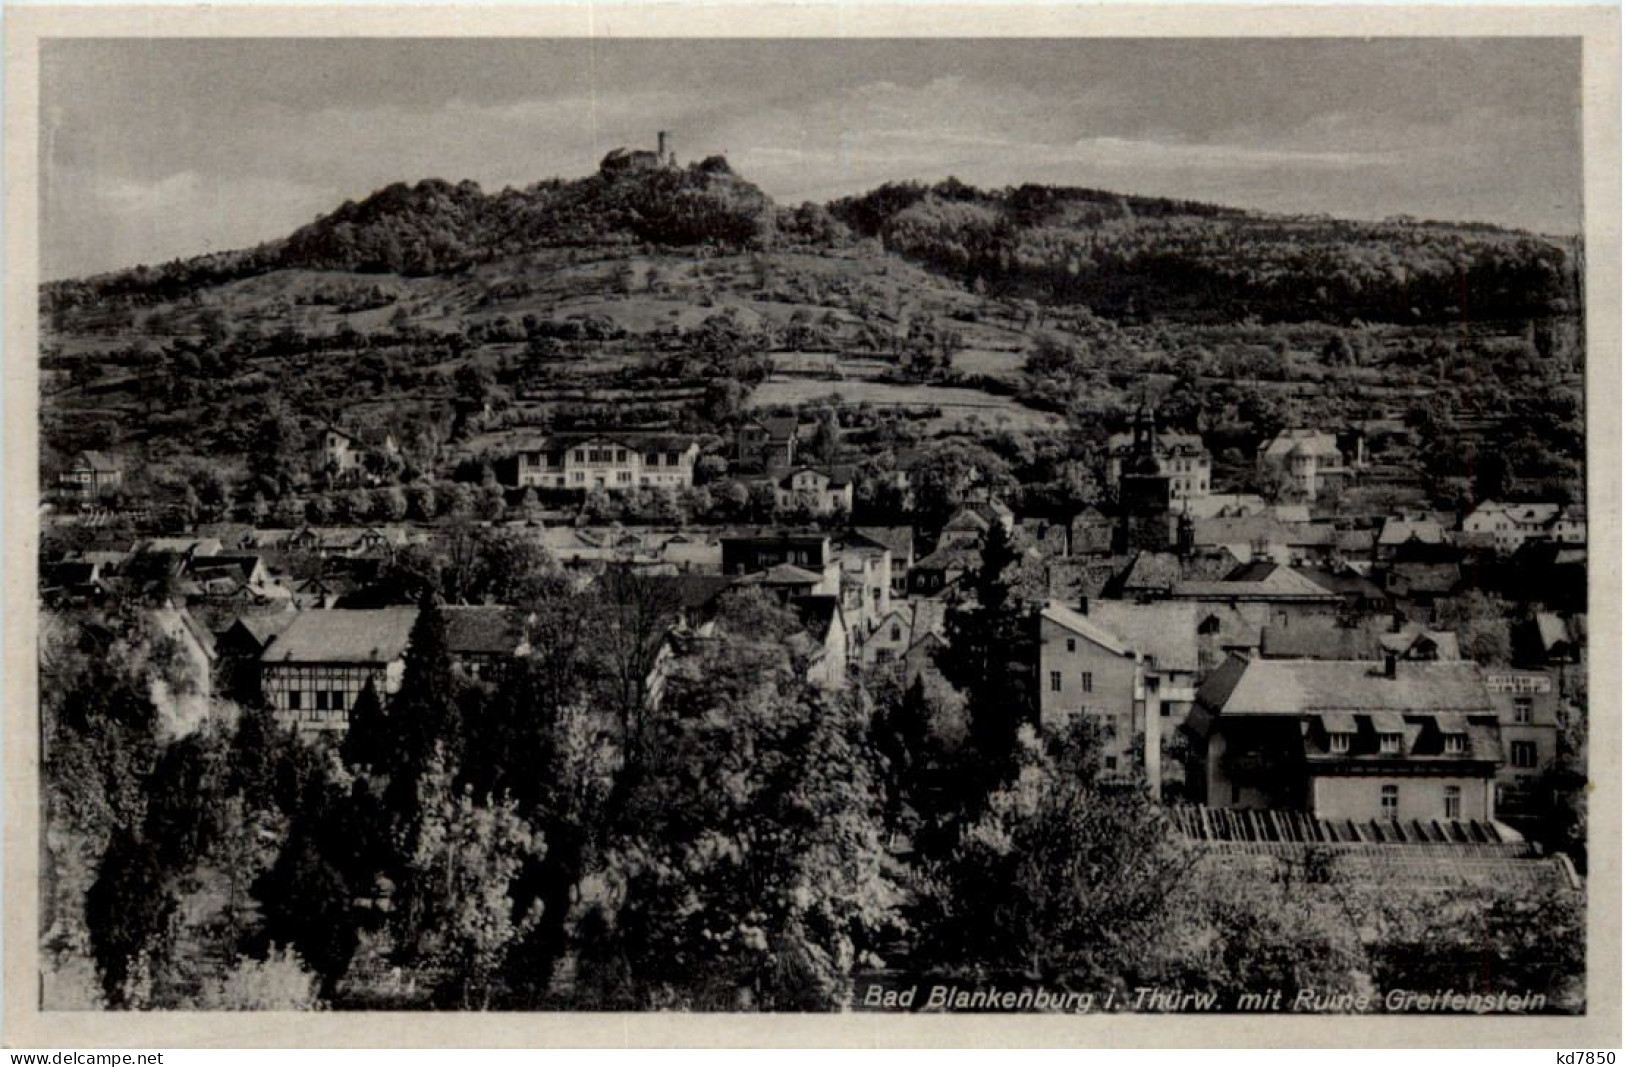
(392, 761), (546, 1008)
(809, 415), (840, 466)
(195, 947), (322, 1010)
(252, 830), (360, 1000)
(938, 520), (1034, 796)
(388, 593), (464, 787)
(374, 486), (409, 523)
(465, 526), (559, 606)
(1433, 590), (1513, 665)
(576, 628), (903, 1010)
(915, 730), (1196, 988)
(86, 829), (178, 1008)
(339, 679), (388, 774)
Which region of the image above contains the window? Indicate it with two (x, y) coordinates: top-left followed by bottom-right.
(617, 471), (632, 484)
(616, 449), (627, 463)
(1444, 733), (1465, 754)
(1380, 784), (1399, 816)
(315, 690), (329, 712)
(287, 689), (302, 711)
(1329, 732), (1350, 754)
(332, 690), (346, 712)
(1104, 756), (1118, 772)
(890, 624), (902, 641)
(1511, 740), (1538, 768)
(1378, 732), (1401, 754)
(1049, 671), (1062, 693)
(1513, 697), (1533, 724)
(1443, 785), (1462, 820)
(1080, 672), (1093, 693)
(1066, 637), (1076, 653)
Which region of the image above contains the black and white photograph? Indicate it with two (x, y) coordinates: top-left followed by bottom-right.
(9, 12), (1619, 1044)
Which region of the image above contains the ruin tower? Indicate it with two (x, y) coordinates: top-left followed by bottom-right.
(658, 130), (674, 167)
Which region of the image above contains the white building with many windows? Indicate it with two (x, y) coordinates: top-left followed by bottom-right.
(514, 433), (701, 492)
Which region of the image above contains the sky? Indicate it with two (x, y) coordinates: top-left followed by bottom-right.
(41, 37), (1583, 280)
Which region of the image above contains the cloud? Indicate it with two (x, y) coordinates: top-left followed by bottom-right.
(44, 167), (339, 279)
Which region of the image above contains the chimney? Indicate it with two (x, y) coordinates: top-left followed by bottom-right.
(1383, 650), (1397, 679)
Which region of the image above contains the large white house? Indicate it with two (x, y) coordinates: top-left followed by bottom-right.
(1462, 501), (1586, 553)
(1257, 429), (1363, 502)
(1105, 428), (1211, 503)
(515, 433), (701, 492)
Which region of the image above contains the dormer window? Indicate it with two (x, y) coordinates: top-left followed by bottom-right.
(1329, 732), (1351, 754)
(1378, 732), (1402, 754)
(1444, 733), (1466, 754)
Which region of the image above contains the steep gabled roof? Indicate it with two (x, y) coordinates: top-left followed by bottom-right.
(260, 607), (418, 664)
(1200, 659), (1493, 717)
(852, 525), (913, 561)
(1085, 599), (1199, 672)
(738, 562), (824, 586)
(74, 451), (122, 472)
(1039, 601), (1133, 658)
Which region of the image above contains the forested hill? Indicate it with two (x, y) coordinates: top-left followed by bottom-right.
(45, 155), (1580, 326)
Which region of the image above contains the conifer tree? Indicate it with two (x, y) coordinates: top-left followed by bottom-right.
(938, 519), (1033, 798)
(339, 678), (388, 775)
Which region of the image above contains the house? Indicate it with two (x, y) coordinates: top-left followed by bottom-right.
(908, 546), (979, 599)
(792, 595), (849, 689)
(40, 559), (110, 607)
(1188, 516), (1347, 567)
(1105, 411), (1212, 503)
(1183, 657), (1505, 823)
(58, 451), (124, 500)
(1297, 563), (1392, 615)
(1259, 619), (1460, 662)
(1256, 429), (1362, 502)
(1016, 518), (1071, 559)
(216, 610), (299, 704)
(258, 607), (418, 731)
(853, 526), (914, 594)
(1112, 549), (1238, 600)
(1169, 562), (1345, 630)
(736, 416), (798, 470)
(860, 598), (948, 669)
(1193, 604), (1263, 675)
(287, 525), (414, 559)
(1037, 599), (1198, 794)
(737, 563), (830, 603)
(444, 606), (530, 682)
(314, 425), (400, 479)
(720, 533), (839, 594)
(1178, 493), (1270, 520)
(1067, 507), (1116, 557)
(775, 466), (855, 516)
(514, 433), (700, 492)
(1462, 501), (1586, 553)
(1481, 669), (1563, 819)
(831, 534), (892, 635)
(1376, 517), (1449, 560)
(935, 498), (1015, 551)
(1516, 611), (1586, 668)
